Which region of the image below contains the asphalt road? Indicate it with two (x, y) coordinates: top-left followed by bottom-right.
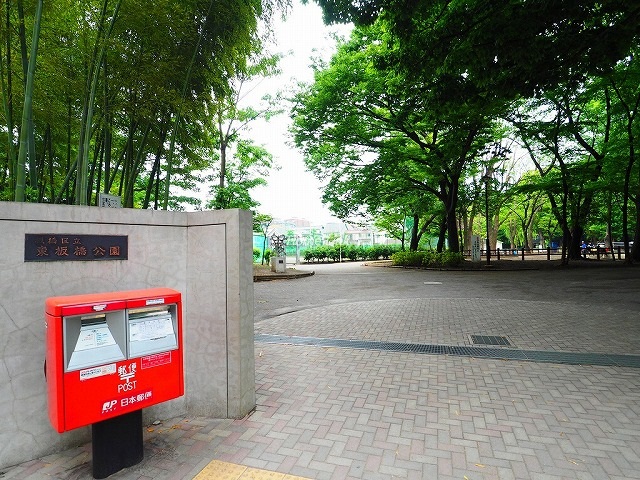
(254, 261), (640, 322)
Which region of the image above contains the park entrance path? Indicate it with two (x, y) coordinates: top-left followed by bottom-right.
(6, 262), (640, 479)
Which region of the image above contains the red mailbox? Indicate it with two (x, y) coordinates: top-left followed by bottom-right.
(45, 288), (184, 433)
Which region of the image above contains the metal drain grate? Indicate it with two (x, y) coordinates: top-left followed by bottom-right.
(470, 335), (511, 346)
(254, 334), (640, 368)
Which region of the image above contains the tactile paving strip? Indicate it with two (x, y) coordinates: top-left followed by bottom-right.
(255, 334), (640, 368)
(194, 460), (310, 480)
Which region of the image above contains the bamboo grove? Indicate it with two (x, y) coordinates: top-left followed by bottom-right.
(0, 0), (282, 208)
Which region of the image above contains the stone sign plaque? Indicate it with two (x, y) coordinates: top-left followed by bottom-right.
(471, 235), (481, 262)
(24, 234), (128, 262)
(98, 193), (122, 208)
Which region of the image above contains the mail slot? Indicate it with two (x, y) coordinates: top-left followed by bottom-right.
(45, 288), (184, 433)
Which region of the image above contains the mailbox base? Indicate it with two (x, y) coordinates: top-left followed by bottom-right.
(92, 410), (143, 479)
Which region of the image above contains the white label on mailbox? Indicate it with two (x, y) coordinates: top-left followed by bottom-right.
(146, 298), (164, 305)
(130, 316), (174, 342)
(80, 363), (117, 381)
(76, 324), (117, 351)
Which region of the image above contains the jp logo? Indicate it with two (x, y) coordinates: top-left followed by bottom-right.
(101, 400), (117, 414)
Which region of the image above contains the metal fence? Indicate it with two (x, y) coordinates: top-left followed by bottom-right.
(463, 246), (627, 261)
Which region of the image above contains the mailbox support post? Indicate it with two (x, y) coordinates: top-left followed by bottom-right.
(92, 410), (143, 479)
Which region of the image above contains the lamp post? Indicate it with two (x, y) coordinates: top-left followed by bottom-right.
(482, 170), (492, 265)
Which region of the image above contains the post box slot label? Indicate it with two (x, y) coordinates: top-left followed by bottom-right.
(127, 305), (178, 358)
(65, 312), (126, 372)
(76, 317), (117, 351)
(129, 310), (173, 341)
(80, 363), (117, 381)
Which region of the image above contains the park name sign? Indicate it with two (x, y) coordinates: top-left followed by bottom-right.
(24, 234), (128, 262)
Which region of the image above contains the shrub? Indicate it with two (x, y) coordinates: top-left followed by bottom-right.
(253, 248), (261, 262)
(391, 251), (424, 267)
(439, 251), (464, 267)
(392, 249), (465, 268)
(328, 245), (342, 262)
(365, 245), (383, 260)
(263, 249), (272, 263)
(315, 245), (329, 262)
(344, 245), (360, 261)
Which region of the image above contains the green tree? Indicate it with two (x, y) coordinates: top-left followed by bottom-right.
(373, 207), (408, 250)
(504, 177), (547, 252)
(291, 22), (496, 252)
(253, 212), (273, 265)
(207, 140), (275, 210)
(310, 0), (640, 101)
(508, 77), (614, 262)
(209, 53), (281, 207)
(307, 0), (640, 261)
(606, 50), (640, 261)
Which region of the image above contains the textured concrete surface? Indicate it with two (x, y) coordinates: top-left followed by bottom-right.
(0, 204), (255, 468)
(4, 261), (640, 479)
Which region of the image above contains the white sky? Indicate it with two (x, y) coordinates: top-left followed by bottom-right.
(244, 1), (353, 225)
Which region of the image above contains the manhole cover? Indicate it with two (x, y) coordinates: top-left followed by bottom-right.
(470, 335), (511, 346)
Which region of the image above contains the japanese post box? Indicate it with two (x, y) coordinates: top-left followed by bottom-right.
(45, 288), (184, 433)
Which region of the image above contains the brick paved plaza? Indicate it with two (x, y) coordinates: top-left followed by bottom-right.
(5, 262), (640, 479)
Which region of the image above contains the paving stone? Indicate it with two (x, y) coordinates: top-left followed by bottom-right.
(6, 264), (640, 479)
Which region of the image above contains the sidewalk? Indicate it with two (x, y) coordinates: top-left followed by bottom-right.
(5, 263), (640, 479)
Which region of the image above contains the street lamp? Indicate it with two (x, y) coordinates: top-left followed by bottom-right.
(482, 170), (493, 265)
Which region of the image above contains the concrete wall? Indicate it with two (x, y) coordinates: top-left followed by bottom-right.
(0, 202), (255, 469)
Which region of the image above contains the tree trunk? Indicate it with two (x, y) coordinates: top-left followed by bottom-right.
(143, 125), (167, 209)
(491, 211), (499, 251)
(102, 58), (111, 195)
(124, 123), (151, 207)
(46, 123), (54, 201)
(163, 0), (216, 210)
(409, 213), (419, 251)
(16, 0), (38, 192)
(218, 110), (227, 190)
(632, 197), (640, 262)
(436, 215), (446, 252)
(0, 20), (16, 192)
(462, 210), (474, 254)
(14, 0), (42, 202)
(76, 0), (122, 205)
(439, 177), (461, 252)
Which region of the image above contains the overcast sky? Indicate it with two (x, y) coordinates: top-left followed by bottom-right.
(245, 1), (353, 225)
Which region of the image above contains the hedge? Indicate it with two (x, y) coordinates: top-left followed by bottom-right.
(391, 250), (464, 268)
(302, 244), (402, 263)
